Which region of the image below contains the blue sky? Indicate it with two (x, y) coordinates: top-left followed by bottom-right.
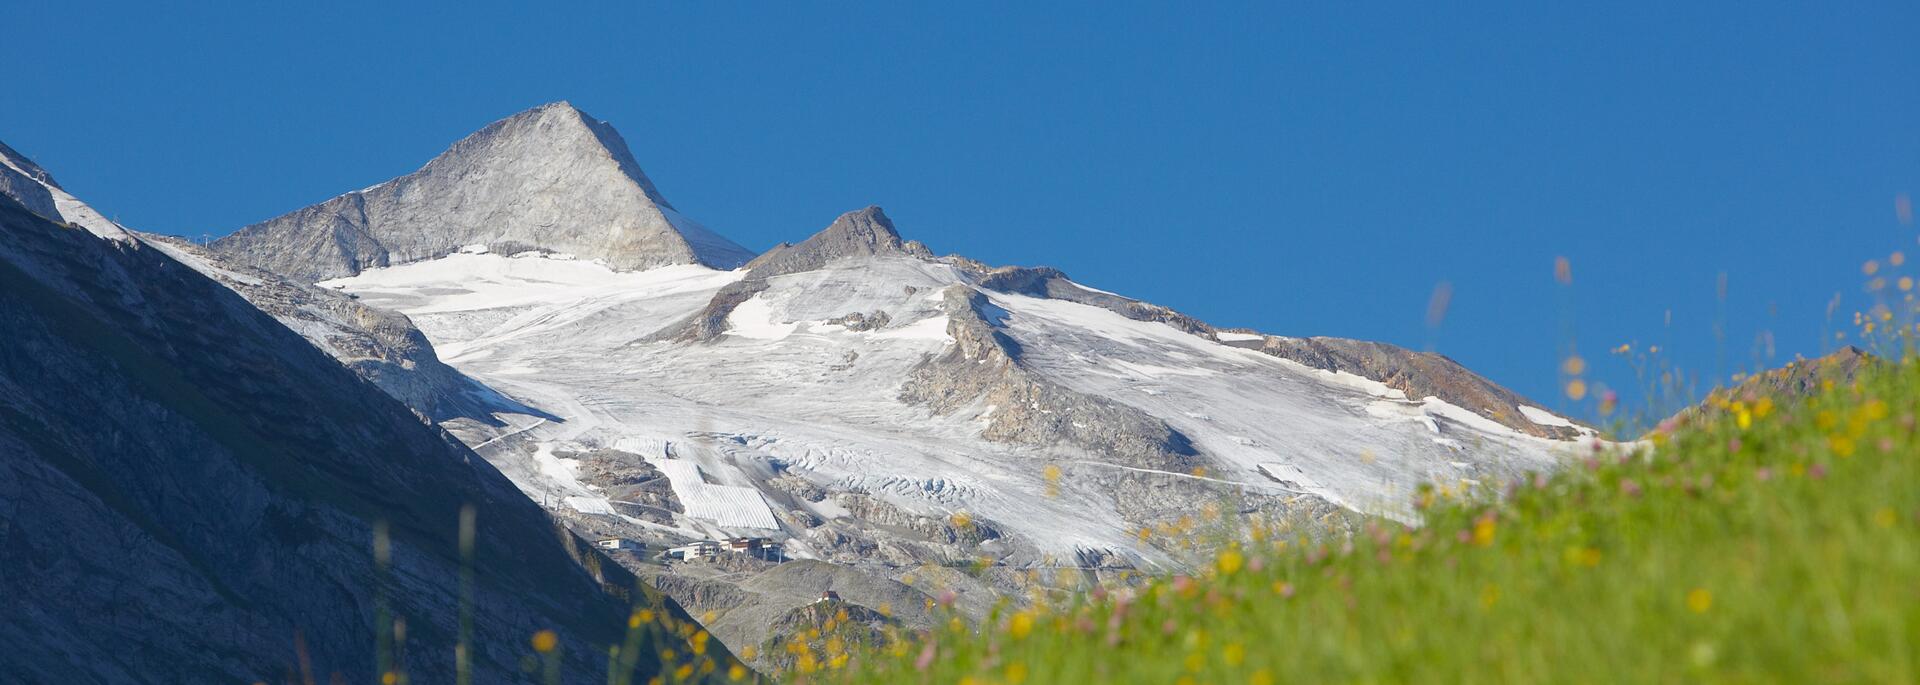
(3, 2), (1915, 420)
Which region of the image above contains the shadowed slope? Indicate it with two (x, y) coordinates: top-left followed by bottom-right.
(0, 199), (721, 683)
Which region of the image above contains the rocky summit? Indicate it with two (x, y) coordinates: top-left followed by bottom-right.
(212, 101), (754, 284)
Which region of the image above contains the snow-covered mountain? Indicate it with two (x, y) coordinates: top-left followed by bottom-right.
(323, 202), (1586, 551)
(39, 101), (1593, 661)
(212, 101), (754, 283)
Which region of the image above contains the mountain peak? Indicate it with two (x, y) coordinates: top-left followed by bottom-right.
(824, 205), (903, 247)
(743, 205), (933, 278)
(455, 100), (684, 212)
(211, 103), (754, 282)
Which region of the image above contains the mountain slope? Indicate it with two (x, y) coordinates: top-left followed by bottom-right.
(0, 193), (712, 682)
(0, 141), (131, 239)
(146, 234), (548, 425)
(212, 102), (753, 283)
(0, 139), (532, 427)
(323, 206), (1588, 572)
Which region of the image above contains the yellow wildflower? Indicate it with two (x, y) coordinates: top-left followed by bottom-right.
(1009, 612), (1035, 640)
(1472, 516), (1497, 547)
(1686, 588), (1713, 613)
(530, 630), (558, 653)
(1216, 548), (1245, 576)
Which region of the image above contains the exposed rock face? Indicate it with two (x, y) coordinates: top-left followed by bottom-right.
(830, 492), (1002, 546)
(652, 278), (770, 343)
(0, 201), (716, 683)
(1256, 337), (1580, 439)
(742, 206), (931, 279)
(561, 448), (683, 524)
(212, 102), (754, 283)
(902, 285), (1204, 473)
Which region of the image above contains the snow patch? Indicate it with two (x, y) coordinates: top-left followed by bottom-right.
(868, 315), (953, 341)
(725, 295), (798, 340)
(565, 496), (617, 515)
(1422, 397), (1520, 437)
(1518, 405), (1576, 428)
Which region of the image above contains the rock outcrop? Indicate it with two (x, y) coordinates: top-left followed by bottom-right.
(901, 285), (1204, 473)
(742, 206), (931, 279)
(1255, 337), (1581, 439)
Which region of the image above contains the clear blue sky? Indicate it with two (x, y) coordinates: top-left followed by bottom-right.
(4, 2), (1915, 420)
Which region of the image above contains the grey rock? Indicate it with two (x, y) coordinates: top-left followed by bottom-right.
(1257, 337), (1579, 439)
(212, 102), (754, 283)
(741, 206), (930, 280)
(824, 310), (891, 332)
(831, 492), (1001, 546)
(900, 285), (1203, 473)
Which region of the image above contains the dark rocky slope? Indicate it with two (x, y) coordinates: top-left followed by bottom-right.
(0, 199), (721, 684)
